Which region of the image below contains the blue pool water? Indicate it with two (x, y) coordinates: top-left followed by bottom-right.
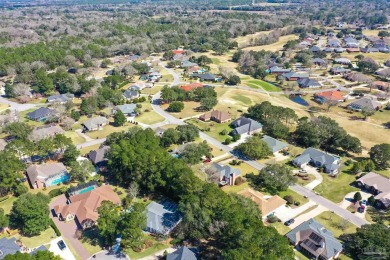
(78, 186), (96, 195)
(48, 174), (70, 186)
(290, 95), (309, 106)
(171, 154), (181, 158)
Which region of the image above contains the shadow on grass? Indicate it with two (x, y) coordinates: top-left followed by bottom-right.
(81, 228), (105, 249)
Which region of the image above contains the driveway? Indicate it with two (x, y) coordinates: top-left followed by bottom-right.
(292, 166), (323, 190)
(49, 237), (76, 260)
(339, 191), (372, 220)
(288, 205), (327, 229)
(87, 251), (129, 260)
(50, 195), (91, 260)
(274, 200), (317, 222)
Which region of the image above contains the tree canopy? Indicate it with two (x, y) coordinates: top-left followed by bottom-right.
(235, 136), (273, 160)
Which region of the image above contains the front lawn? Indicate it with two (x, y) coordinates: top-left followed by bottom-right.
(85, 123), (134, 139)
(314, 211), (357, 238)
(186, 118), (233, 142)
(313, 165), (359, 203)
(125, 235), (171, 260)
(0, 196), (17, 214)
(268, 221), (291, 235)
(64, 131), (86, 145)
(0, 227), (57, 249)
(278, 189), (309, 206)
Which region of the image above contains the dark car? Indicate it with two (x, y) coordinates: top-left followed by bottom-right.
(284, 219), (295, 226)
(57, 240), (66, 250)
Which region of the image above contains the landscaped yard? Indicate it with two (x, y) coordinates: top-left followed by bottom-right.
(64, 131), (86, 145)
(186, 118), (233, 142)
(244, 79), (281, 92)
(79, 143), (102, 156)
(279, 189), (309, 206)
(0, 196), (17, 214)
(125, 235), (171, 260)
(0, 227), (57, 249)
(268, 221), (291, 235)
(313, 166), (359, 203)
(314, 211), (357, 238)
(19, 108), (45, 127)
(162, 101), (202, 119)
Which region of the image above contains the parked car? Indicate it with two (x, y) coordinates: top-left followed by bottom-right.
(299, 169), (307, 173)
(360, 200), (367, 206)
(283, 151), (289, 156)
(57, 240), (66, 250)
(358, 206), (365, 213)
(203, 158), (212, 163)
(284, 219), (295, 226)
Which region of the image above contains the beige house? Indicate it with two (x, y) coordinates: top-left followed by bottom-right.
(238, 188), (286, 217)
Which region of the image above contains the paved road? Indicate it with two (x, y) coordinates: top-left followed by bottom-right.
(0, 96), (37, 112)
(290, 185), (369, 227)
(76, 138), (106, 150)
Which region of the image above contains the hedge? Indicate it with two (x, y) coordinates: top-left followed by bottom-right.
(50, 219), (61, 236)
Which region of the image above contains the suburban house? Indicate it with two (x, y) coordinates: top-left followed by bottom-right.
(347, 98), (381, 111)
(261, 135), (288, 153)
(27, 107), (57, 121)
(128, 54), (140, 61)
(0, 237), (21, 259)
(180, 82), (204, 92)
(30, 124), (65, 141)
(298, 78), (322, 88)
(312, 58), (326, 66)
(87, 146), (110, 166)
(309, 46), (321, 52)
(292, 148), (340, 175)
(356, 172), (390, 209)
(269, 66), (291, 75)
(82, 116), (109, 132)
(238, 188), (286, 218)
(324, 47), (334, 53)
(181, 60), (198, 68)
(372, 81), (389, 91)
(167, 247), (198, 260)
(314, 90), (345, 104)
(209, 163), (241, 186)
(330, 66), (351, 75)
(230, 117), (263, 137)
(154, 127), (166, 137)
(282, 71), (309, 81)
(145, 201), (182, 235)
(199, 110), (231, 123)
(327, 39), (341, 48)
(53, 185), (121, 229)
(123, 89), (139, 100)
(192, 73), (217, 81)
(66, 181), (99, 197)
(26, 162), (69, 189)
(346, 48), (360, 53)
(361, 47), (379, 53)
(0, 139), (7, 151)
(286, 218), (343, 260)
(334, 58), (351, 64)
(114, 104), (137, 117)
(47, 93), (74, 104)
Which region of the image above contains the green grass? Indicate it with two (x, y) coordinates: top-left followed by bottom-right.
(125, 235), (170, 260)
(279, 189), (309, 205)
(0, 227), (57, 249)
(313, 165), (359, 203)
(295, 249), (309, 260)
(79, 143), (102, 156)
(85, 123), (133, 139)
(186, 118), (233, 143)
(19, 108), (46, 127)
(314, 211), (357, 238)
(211, 58), (221, 65)
(269, 222), (291, 235)
(0, 196), (17, 214)
(232, 95), (252, 105)
(245, 79), (281, 92)
(64, 131), (86, 145)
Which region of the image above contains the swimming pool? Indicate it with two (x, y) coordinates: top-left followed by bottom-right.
(47, 174), (70, 186)
(290, 95), (309, 106)
(78, 186), (96, 195)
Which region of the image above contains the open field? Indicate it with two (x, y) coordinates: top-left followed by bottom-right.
(242, 35), (299, 52)
(235, 31), (270, 48)
(162, 101), (202, 119)
(314, 211), (357, 238)
(85, 122), (133, 139)
(341, 52), (390, 64)
(136, 101), (165, 125)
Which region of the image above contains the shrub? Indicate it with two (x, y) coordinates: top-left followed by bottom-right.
(294, 201), (300, 206)
(48, 188), (65, 198)
(267, 215), (279, 223)
(368, 195), (375, 205)
(234, 176), (245, 186)
(144, 239), (153, 249)
(220, 129), (228, 135)
(49, 219), (61, 236)
(283, 195), (294, 205)
(224, 137), (232, 145)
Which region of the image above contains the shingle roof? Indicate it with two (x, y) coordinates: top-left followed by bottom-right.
(238, 188), (286, 216)
(146, 201), (182, 235)
(357, 172), (390, 193)
(335, 58), (351, 64)
(348, 98), (381, 111)
(315, 91), (345, 102)
(298, 78), (321, 88)
(199, 110), (231, 122)
(293, 148), (339, 172)
(123, 89), (139, 99)
(286, 219), (343, 259)
(261, 135), (288, 153)
(231, 117), (263, 135)
(0, 237), (20, 259)
(47, 93), (74, 103)
(283, 71), (309, 79)
(27, 107), (56, 120)
(269, 66), (291, 73)
(30, 124), (65, 140)
(116, 104), (137, 115)
(211, 163), (241, 180)
(88, 146), (110, 164)
(167, 247), (198, 260)
(82, 117), (109, 131)
(26, 163), (68, 185)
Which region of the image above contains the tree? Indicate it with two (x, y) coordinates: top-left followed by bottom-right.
(70, 109), (81, 121)
(176, 125), (199, 143)
(114, 110), (126, 126)
(70, 160), (94, 182)
(180, 141), (211, 165)
(4, 251), (61, 260)
(361, 107), (375, 120)
(97, 201), (120, 245)
(100, 58), (112, 68)
(341, 224), (390, 259)
(63, 144), (80, 166)
(235, 136), (272, 160)
(167, 101), (184, 112)
(226, 75), (241, 85)
(353, 192), (362, 202)
(262, 118), (289, 139)
(378, 31), (390, 37)
(0, 150), (25, 196)
(200, 97), (218, 111)
(9, 193), (50, 236)
(248, 164), (296, 195)
(0, 208), (9, 228)
(160, 128), (180, 147)
(369, 143), (390, 170)
(3, 122), (33, 140)
(120, 203), (146, 250)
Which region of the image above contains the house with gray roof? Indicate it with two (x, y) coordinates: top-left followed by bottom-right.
(30, 124), (65, 141)
(327, 39), (341, 48)
(27, 107), (57, 122)
(309, 46), (321, 52)
(114, 104), (137, 116)
(269, 66), (291, 75)
(282, 71), (309, 81)
(209, 163), (241, 186)
(181, 60), (198, 68)
(26, 162), (69, 189)
(330, 66), (351, 75)
(312, 58), (326, 66)
(145, 201), (182, 235)
(356, 172), (390, 209)
(82, 116), (109, 132)
(192, 73), (217, 81)
(334, 58), (351, 64)
(261, 135), (288, 153)
(298, 78), (322, 88)
(286, 219), (343, 260)
(348, 98), (381, 111)
(0, 237), (21, 259)
(123, 89), (139, 100)
(292, 148), (340, 175)
(87, 146), (110, 166)
(47, 93), (74, 104)
(167, 247), (198, 260)
(230, 117), (262, 137)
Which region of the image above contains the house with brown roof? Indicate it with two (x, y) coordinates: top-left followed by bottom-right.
(199, 110), (231, 123)
(356, 172), (390, 209)
(237, 188), (286, 217)
(314, 90), (345, 104)
(53, 185), (121, 229)
(372, 81), (389, 91)
(26, 163), (69, 189)
(180, 83), (204, 92)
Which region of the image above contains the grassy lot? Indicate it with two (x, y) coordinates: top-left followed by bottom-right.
(208, 143), (229, 158)
(295, 174), (315, 186)
(244, 79), (281, 92)
(191, 164), (209, 181)
(136, 110), (165, 125)
(186, 118), (233, 142)
(79, 143), (102, 156)
(125, 235), (170, 260)
(64, 131), (86, 145)
(268, 222), (291, 235)
(162, 101), (202, 119)
(279, 189), (309, 205)
(0, 227), (57, 248)
(314, 211), (357, 238)
(222, 182), (250, 193)
(0, 196), (17, 214)
(0, 102), (10, 111)
(242, 34), (299, 52)
(140, 85), (163, 95)
(295, 250), (309, 260)
(229, 161), (258, 176)
(313, 166), (359, 203)
(85, 123), (133, 139)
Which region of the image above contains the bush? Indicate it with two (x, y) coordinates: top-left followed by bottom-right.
(167, 101), (184, 112)
(232, 133), (241, 142)
(368, 195), (375, 205)
(267, 215), (279, 223)
(48, 188), (65, 199)
(14, 185), (28, 197)
(224, 137), (232, 145)
(219, 129), (228, 135)
(49, 219), (61, 236)
(283, 195), (294, 205)
(234, 176), (245, 186)
(294, 201), (300, 206)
